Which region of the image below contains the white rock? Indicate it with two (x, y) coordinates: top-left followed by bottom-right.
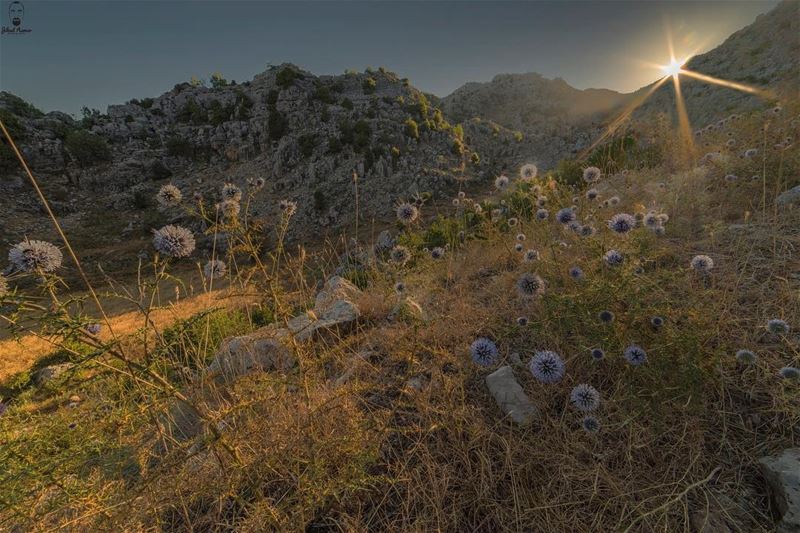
(760, 448), (800, 533)
(485, 365), (537, 425)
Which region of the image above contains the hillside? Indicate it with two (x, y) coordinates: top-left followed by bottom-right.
(0, 66), (521, 278)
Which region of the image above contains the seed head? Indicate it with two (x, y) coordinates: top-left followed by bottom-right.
(529, 351), (565, 384)
(570, 384), (601, 412)
(152, 225), (195, 258)
(556, 208), (576, 224)
(690, 255), (714, 272)
(390, 245), (411, 265)
(779, 367), (799, 380)
(604, 249), (624, 266)
(583, 166), (601, 183)
(396, 202), (419, 225)
(623, 345), (647, 366)
(9, 240), (63, 273)
(516, 272), (545, 298)
(598, 310), (615, 323)
(221, 183), (242, 202)
(590, 348), (605, 360)
(608, 213), (636, 234)
(767, 319), (790, 335)
(204, 259), (227, 279)
(494, 175), (510, 190)
(471, 338), (499, 367)
(520, 163), (538, 181)
(581, 416), (600, 433)
(156, 184), (182, 207)
(735, 349), (756, 364)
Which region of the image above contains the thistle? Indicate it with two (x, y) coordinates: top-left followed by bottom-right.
(583, 166), (601, 183)
(520, 163), (538, 181)
(9, 240), (63, 273)
(494, 175), (510, 190)
(430, 247), (445, 259)
(396, 202), (419, 225)
(390, 245), (411, 265)
(204, 259), (227, 280)
(570, 384), (601, 412)
(581, 416), (600, 433)
(690, 255), (714, 273)
(767, 319), (790, 335)
(471, 338), (499, 367)
(779, 367), (799, 380)
(152, 225), (195, 258)
(735, 349), (756, 364)
(590, 348), (605, 360)
(556, 208), (576, 224)
(623, 345), (647, 366)
(603, 249), (624, 266)
(221, 182), (242, 202)
(156, 184), (182, 207)
(516, 272), (545, 298)
(529, 351), (565, 384)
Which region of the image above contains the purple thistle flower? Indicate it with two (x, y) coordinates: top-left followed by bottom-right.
(529, 351), (565, 384)
(516, 272), (545, 298)
(556, 208), (576, 224)
(9, 240), (63, 273)
(471, 338), (499, 367)
(604, 249), (624, 266)
(570, 384), (601, 412)
(608, 213), (636, 234)
(152, 225), (195, 258)
(623, 345), (647, 366)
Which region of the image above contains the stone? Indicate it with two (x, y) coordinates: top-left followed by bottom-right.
(777, 185), (800, 206)
(33, 363), (74, 386)
(207, 335), (295, 384)
(485, 366), (537, 425)
(760, 448), (800, 533)
(314, 276), (362, 315)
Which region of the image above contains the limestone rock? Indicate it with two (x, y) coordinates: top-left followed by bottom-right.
(777, 185), (800, 206)
(207, 335), (295, 384)
(33, 363), (74, 386)
(485, 365), (537, 425)
(760, 448), (800, 533)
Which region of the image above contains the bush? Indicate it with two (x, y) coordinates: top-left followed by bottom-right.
(276, 66), (302, 89)
(0, 109), (26, 171)
(165, 136), (194, 158)
(362, 77), (377, 94)
(298, 134), (317, 158)
(341, 98), (354, 111)
(313, 84), (336, 104)
(64, 130), (112, 166)
(0, 92), (44, 118)
(267, 108), (288, 140)
(210, 72), (228, 89)
(176, 98), (207, 125)
(404, 118), (419, 139)
(140, 98), (154, 109)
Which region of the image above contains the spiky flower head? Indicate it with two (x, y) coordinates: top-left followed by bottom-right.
(514, 243), (524, 252)
(779, 367), (799, 380)
(609, 196), (620, 206)
(724, 174), (738, 183)
(219, 199), (241, 219)
(653, 226), (666, 236)
(581, 416), (600, 433)
(452, 198), (460, 207)
(643, 212), (658, 227)
(515, 233), (526, 242)
(608, 213), (636, 233)
(623, 345), (647, 366)
(604, 249), (624, 266)
(430, 247), (445, 259)
(152, 225), (195, 258)
(598, 310), (615, 323)
(569, 266), (584, 280)
(586, 188), (599, 200)
(252, 177), (266, 190)
(516, 316), (529, 326)
(516, 272), (545, 298)
(535, 208), (549, 220)
(735, 349), (756, 364)
(9, 240), (63, 273)
(204, 259), (227, 280)
(458, 191), (466, 199)
(590, 348), (605, 360)
(474, 204), (483, 214)
(529, 350), (565, 384)
(221, 183), (242, 202)
(556, 208), (576, 224)
(767, 319), (790, 335)
(86, 323), (102, 335)
(390, 245), (411, 265)
(520, 163), (538, 181)
(650, 316), (664, 328)
(570, 384), (601, 412)
(396, 202), (419, 225)
(583, 166), (601, 183)
(579, 225), (595, 237)
(494, 175), (510, 190)
(156, 184), (183, 207)
(690, 255), (714, 272)
(523, 249), (540, 262)
(471, 337), (499, 367)
(507, 217), (518, 228)
(279, 199), (297, 217)
(394, 281), (405, 293)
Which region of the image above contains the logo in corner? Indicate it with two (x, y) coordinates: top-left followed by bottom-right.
(3, 1), (32, 35)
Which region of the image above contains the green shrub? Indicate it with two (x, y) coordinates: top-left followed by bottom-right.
(298, 134), (317, 157)
(140, 98), (154, 109)
(362, 77), (377, 94)
(210, 72), (228, 88)
(341, 98), (354, 110)
(404, 118), (419, 139)
(65, 130), (112, 166)
(267, 108), (288, 140)
(0, 92), (44, 118)
(176, 98), (207, 125)
(313, 84), (336, 104)
(165, 136), (194, 158)
(276, 66), (302, 88)
(553, 158), (583, 187)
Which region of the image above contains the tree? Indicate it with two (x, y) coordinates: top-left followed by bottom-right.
(210, 72), (228, 88)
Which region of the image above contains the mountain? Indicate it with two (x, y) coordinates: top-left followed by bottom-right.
(0, 65), (522, 265)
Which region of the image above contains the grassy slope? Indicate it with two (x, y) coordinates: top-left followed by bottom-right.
(0, 104), (798, 531)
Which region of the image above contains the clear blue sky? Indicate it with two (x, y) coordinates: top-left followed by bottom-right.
(0, 0), (778, 116)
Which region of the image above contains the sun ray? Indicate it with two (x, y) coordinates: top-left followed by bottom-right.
(671, 70), (695, 160)
(678, 68), (769, 96)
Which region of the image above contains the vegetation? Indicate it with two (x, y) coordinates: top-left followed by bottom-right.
(64, 129), (112, 166)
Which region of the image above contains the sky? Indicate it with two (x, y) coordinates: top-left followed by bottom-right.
(0, 0), (779, 117)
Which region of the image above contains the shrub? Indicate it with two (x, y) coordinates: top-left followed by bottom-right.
(362, 77), (377, 94)
(64, 130), (112, 166)
(149, 159), (172, 180)
(404, 118), (419, 139)
(0, 92), (44, 118)
(276, 66), (302, 88)
(140, 98), (154, 109)
(298, 134), (317, 158)
(313, 84), (336, 104)
(210, 72), (228, 88)
(165, 136), (194, 158)
(341, 98), (354, 111)
(267, 108), (288, 140)
(176, 98), (207, 125)
(313, 188), (327, 211)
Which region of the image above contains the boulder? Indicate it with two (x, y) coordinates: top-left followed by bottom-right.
(485, 365), (537, 425)
(777, 185), (800, 206)
(760, 448), (800, 533)
(314, 276), (361, 315)
(207, 335), (295, 384)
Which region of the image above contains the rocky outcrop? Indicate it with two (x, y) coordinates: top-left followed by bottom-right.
(760, 448), (800, 533)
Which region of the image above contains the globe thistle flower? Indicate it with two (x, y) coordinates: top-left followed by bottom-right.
(581, 415), (600, 433)
(458, 230), (466, 242)
(523, 249), (540, 262)
(458, 191), (466, 199)
(604, 249), (624, 266)
(744, 148), (758, 158)
(395, 202), (419, 225)
(279, 199), (297, 217)
(204, 259), (227, 279)
(516, 316), (529, 326)
(598, 310), (615, 323)
(579, 225), (595, 237)
(653, 226), (666, 236)
(779, 367), (799, 380)
(252, 177), (266, 190)
(515, 233), (526, 242)
(474, 204), (483, 214)
(494, 175), (510, 190)
(586, 188), (599, 200)
(771, 105), (782, 115)
(643, 212), (658, 227)
(567, 220), (582, 233)
(570, 384), (601, 412)
(9, 240), (63, 273)
(508, 217), (519, 228)
(514, 243), (524, 252)
(583, 166), (601, 183)
(394, 281), (405, 293)
(556, 208), (576, 224)
(219, 199), (241, 219)
(601, 200), (610, 208)
(152, 225), (195, 258)
(529, 350), (565, 384)
(390, 245), (411, 265)
(651, 316), (664, 328)
(491, 208), (502, 221)
(85, 323), (102, 335)
(221, 183), (242, 202)
(690, 255), (714, 273)
(725, 139), (736, 148)
(471, 337), (499, 367)
(536, 196), (548, 207)
(535, 208), (549, 220)
(569, 266), (584, 280)
(623, 345), (647, 366)
(430, 247), (445, 259)
(767, 319), (790, 335)
(156, 184), (182, 207)
(735, 349), (756, 364)
(520, 163), (538, 181)
(609, 196), (620, 206)
(608, 213), (636, 234)
(452, 198), (460, 207)
(516, 272), (545, 298)
(590, 348), (605, 361)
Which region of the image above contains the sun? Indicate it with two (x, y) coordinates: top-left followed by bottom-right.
(661, 58), (684, 77)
